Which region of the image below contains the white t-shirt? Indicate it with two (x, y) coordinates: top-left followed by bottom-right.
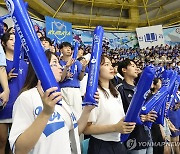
(9, 88), (81, 154)
(88, 88), (125, 142)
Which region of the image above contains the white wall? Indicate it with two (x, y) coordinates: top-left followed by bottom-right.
(0, 6), (14, 28)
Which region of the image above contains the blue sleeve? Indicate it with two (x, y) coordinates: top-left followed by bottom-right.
(76, 60), (82, 74)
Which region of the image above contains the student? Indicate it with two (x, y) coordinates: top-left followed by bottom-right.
(39, 36), (52, 51)
(0, 32), (28, 154)
(9, 51), (99, 154)
(0, 43), (9, 107)
(117, 58), (157, 154)
(83, 55), (136, 154)
(59, 42), (87, 115)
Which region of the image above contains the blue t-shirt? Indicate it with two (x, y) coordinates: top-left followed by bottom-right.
(0, 59), (28, 119)
(0, 44), (6, 66)
(59, 59), (82, 88)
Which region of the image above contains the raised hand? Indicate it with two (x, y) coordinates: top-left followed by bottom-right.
(37, 81), (62, 115)
(83, 91), (99, 111)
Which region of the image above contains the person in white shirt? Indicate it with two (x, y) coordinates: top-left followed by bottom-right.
(9, 51), (99, 154)
(83, 55), (136, 154)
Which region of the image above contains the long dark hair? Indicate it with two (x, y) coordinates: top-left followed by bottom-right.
(98, 55), (118, 98)
(1, 32), (14, 52)
(21, 51), (57, 93)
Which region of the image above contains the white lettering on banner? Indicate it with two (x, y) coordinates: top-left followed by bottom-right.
(5, 0), (14, 15)
(136, 25), (165, 49)
(12, 16), (30, 52)
(89, 63), (96, 86)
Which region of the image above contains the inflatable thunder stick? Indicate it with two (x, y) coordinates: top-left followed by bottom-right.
(174, 77), (180, 103)
(141, 86), (169, 115)
(169, 78), (179, 108)
(165, 71), (178, 117)
(154, 70), (176, 124)
(70, 42), (79, 74)
(120, 66), (155, 142)
(83, 26), (104, 106)
(141, 70), (173, 127)
(155, 97), (167, 126)
(141, 70), (173, 115)
(144, 96), (167, 128)
(13, 30), (21, 74)
(5, 0), (61, 104)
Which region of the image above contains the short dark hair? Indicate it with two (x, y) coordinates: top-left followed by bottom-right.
(40, 36), (52, 46)
(59, 42), (72, 49)
(118, 58), (135, 77)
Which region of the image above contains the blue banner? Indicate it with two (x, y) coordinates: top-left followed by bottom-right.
(45, 16), (73, 43)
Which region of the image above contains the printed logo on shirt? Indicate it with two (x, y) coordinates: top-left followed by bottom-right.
(70, 112), (78, 128)
(34, 106), (65, 137)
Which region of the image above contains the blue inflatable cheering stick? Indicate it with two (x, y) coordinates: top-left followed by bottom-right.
(5, 0), (61, 104)
(120, 65), (155, 142)
(13, 30), (21, 74)
(70, 41), (79, 74)
(165, 71), (178, 117)
(174, 76), (180, 103)
(141, 87), (169, 115)
(141, 70), (173, 115)
(154, 70), (176, 125)
(141, 70), (174, 127)
(83, 26), (104, 106)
